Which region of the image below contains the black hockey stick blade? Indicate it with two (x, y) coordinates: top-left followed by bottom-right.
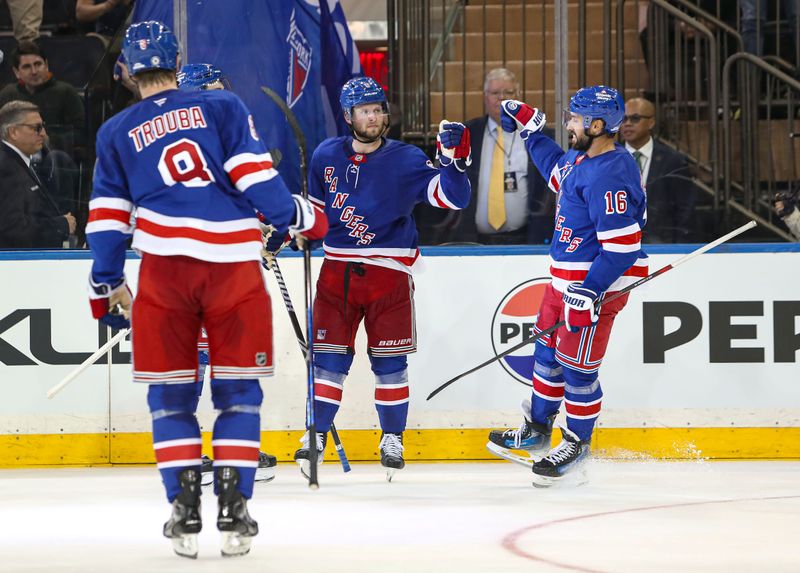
(426, 221), (757, 401)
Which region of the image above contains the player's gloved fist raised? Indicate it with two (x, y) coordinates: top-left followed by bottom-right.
(88, 276), (133, 330)
(436, 120), (471, 163)
(562, 284), (599, 333)
(290, 195), (328, 242)
(500, 100), (546, 138)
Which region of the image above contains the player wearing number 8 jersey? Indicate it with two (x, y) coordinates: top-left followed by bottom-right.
(486, 86), (647, 487)
(85, 21), (327, 558)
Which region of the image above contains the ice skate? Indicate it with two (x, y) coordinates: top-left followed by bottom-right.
(200, 454), (213, 486)
(254, 451), (277, 482)
(162, 468), (202, 559)
(379, 432), (405, 482)
(487, 399), (555, 467)
(216, 467), (258, 557)
(293, 430), (327, 479)
(531, 427), (591, 488)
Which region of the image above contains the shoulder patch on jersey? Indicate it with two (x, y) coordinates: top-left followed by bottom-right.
(248, 115), (260, 141)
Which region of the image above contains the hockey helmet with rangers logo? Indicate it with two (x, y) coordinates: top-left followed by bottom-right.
(339, 76), (388, 122)
(122, 20), (179, 76)
(567, 85), (625, 135)
(177, 63), (230, 92)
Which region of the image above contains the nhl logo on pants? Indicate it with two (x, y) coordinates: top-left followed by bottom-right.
(255, 352), (267, 366)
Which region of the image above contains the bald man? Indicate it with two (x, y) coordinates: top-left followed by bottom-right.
(621, 98), (696, 243)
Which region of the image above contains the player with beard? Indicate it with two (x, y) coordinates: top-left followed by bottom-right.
(285, 76), (471, 481)
(486, 86), (648, 487)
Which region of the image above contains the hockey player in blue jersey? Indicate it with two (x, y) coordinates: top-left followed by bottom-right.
(486, 86), (648, 487)
(287, 76), (471, 480)
(177, 63), (278, 487)
(86, 22), (327, 558)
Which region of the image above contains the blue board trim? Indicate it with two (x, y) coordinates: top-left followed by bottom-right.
(0, 242), (798, 261)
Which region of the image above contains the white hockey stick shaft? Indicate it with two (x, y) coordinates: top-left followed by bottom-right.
(666, 220), (756, 269)
(46, 328), (130, 399)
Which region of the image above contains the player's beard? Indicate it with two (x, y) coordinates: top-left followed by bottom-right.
(568, 129), (594, 151)
(352, 117), (388, 144)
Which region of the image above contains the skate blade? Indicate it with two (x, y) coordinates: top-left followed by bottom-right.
(296, 459), (310, 480)
(531, 467), (589, 489)
(220, 531), (252, 557)
(296, 458), (322, 480)
(254, 466), (276, 483)
(170, 534), (198, 559)
(486, 442), (540, 468)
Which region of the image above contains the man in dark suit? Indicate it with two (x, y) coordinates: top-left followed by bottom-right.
(621, 97), (696, 243)
(0, 100), (76, 248)
(442, 68), (554, 245)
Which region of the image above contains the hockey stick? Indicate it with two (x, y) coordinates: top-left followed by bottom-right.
(261, 255), (351, 472)
(47, 327), (130, 399)
(261, 85), (319, 489)
(426, 220), (758, 401)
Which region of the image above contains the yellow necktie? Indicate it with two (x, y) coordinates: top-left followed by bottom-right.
(488, 126), (506, 230)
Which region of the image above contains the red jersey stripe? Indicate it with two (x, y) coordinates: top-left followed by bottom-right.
(136, 218), (261, 245)
(88, 208), (131, 224)
(228, 160), (273, 185)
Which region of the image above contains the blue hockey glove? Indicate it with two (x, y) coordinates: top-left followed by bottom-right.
(500, 100), (546, 139)
(436, 120), (472, 163)
(89, 276), (132, 330)
(562, 284), (599, 333)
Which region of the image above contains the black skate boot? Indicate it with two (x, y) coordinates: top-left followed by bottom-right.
(163, 468), (202, 559)
(293, 430), (327, 479)
(531, 427), (591, 488)
(200, 454), (214, 486)
(254, 451), (277, 483)
(487, 399), (555, 467)
(379, 432), (405, 482)
(216, 466), (258, 557)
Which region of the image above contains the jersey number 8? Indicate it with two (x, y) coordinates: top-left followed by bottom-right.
(158, 138), (216, 188)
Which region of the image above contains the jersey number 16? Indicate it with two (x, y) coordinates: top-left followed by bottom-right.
(604, 190), (628, 214)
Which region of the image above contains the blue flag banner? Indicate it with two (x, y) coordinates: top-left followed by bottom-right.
(128, 0), (361, 193)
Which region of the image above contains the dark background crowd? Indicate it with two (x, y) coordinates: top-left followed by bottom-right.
(0, 0), (797, 250)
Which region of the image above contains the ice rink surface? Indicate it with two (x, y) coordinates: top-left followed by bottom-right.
(1, 460), (798, 573)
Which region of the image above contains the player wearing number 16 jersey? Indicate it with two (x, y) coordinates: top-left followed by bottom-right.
(85, 21), (327, 558)
(487, 86), (647, 487)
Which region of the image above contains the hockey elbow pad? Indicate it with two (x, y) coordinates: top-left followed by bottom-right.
(88, 275), (132, 330)
(562, 284), (599, 333)
(290, 195), (328, 241)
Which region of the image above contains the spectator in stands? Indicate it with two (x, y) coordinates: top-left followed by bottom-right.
(0, 41), (86, 154)
(76, 0), (133, 46)
(7, 0), (42, 44)
(773, 191), (800, 240)
(741, 0), (797, 61)
(0, 101), (75, 248)
(446, 68), (553, 245)
(620, 97), (696, 243)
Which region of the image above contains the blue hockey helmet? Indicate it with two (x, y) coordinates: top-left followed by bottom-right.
(177, 63), (226, 91)
(339, 76), (387, 120)
(568, 85), (625, 135)
(122, 20), (179, 76)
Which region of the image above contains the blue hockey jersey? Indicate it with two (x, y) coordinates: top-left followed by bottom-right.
(524, 133), (648, 293)
(308, 137), (470, 274)
(87, 88), (297, 286)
